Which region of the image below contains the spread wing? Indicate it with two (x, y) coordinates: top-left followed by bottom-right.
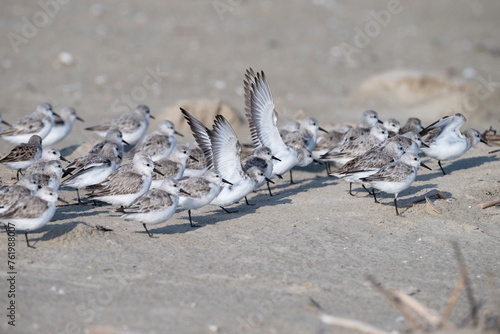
(210, 115), (244, 182)
(119, 189), (173, 214)
(246, 70), (289, 155)
(419, 115), (453, 137)
(181, 108), (214, 169)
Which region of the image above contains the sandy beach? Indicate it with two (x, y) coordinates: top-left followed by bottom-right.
(0, 1), (499, 333)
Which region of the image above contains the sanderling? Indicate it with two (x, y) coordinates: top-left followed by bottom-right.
(0, 112), (12, 132)
(25, 147), (69, 175)
(360, 152), (432, 215)
(85, 105), (154, 145)
(244, 68), (299, 178)
(183, 144), (208, 177)
(312, 124), (352, 160)
(399, 117), (423, 134)
(116, 178), (187, 237)
(42, 107), (84, 146)
(283, 117), (328, 152)
(150, 145), (194, 188)
(0, 174), (40, 214)
(383, 118), (401, 137)
(0, 186), (58, 248)
(383, 133), (423, 156)
(178, 170), (232, 227)
(86, 155), (162, 206)
(30, 160), (65, 190)
(419, 113), (487, 174)
(88, 129), (128, 167)
(339, 110), (382, 142)
(331, 140), (405, 195)
(125, 120), (183, 161)
(320, 123), (388, 167)
(0, 135), (43, 179)
(241, 146), (279, 196)
(0, 103), (56, 144)
(61, 143), (120, 203)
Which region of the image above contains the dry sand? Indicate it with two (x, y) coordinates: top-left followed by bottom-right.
(0, 1), (499, 333)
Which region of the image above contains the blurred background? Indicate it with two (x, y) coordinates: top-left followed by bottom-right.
(1, 0), (499, 148)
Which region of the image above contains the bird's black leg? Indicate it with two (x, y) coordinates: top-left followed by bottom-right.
(394, 197), (400, 216)
(362, 184), (373, 195)
(438, 160), (446, 175)
(289, 170), (295, 185)
(25, 232), (34, 248)
(372, 190), (379, 203)
(267, 181), (273, 197)
(349, 183), (354, 196)
(143, 223), (153, 238)
(245, 196), (255, 206)
(220, 206), (238, 214)
(188, 210), (199, 227)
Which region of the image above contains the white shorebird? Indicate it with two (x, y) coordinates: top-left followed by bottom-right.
(150, 145), (194, 188)
(25, 147), (69, 174)
(244, 68), (299, 178)
(419, 113), (487, 174)
(85, 105), (154, 145)
(383, 118), (401, 137)
(241, 146), (279, 196)
(88, 129), (129, 167)
(0, 103), (56, 144)
(320, 123), (388, 167)
(116, 178), (187, 238)
(0, 174), (40, 214)
(86, 155), (162, 206)
(399, 117), (423, 134)
(360, 152), (432, 215)
(61, 143), (120, 203)
(42, 107), (84, 146)
(177, 170), (232, 227)
(30, 160), (65, 190)
(340, 110), (383, 143)
(0, 186), (59, 248)
(283, 117), (328, 152)
(0, 135), (43, 179)
(330, 140), (405, 196)
(125, 120), (183, 161)
(183, 144), (208, 178)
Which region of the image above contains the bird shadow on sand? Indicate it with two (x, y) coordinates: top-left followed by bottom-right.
(36, 220), (82, 243)
(418, 155), (498, 181)
(60, 144), (81, 157)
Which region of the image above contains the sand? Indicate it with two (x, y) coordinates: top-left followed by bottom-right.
(0, 1), (499, 333)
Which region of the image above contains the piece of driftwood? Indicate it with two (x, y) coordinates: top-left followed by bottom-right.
(319, 314), (391, 334)
(409, 190), (448, 206)
(478, 197), (500, 209)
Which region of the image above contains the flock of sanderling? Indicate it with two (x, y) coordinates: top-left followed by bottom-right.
(0, 68), (489, 247)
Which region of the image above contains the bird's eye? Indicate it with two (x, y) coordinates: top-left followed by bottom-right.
(147, 163), (151, 167)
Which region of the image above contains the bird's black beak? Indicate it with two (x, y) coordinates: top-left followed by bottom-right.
(189, 155), (199, 162)
(480, 137), (489, 145)
(420, 162), (432, 170)
(313, 159), (322, 165)
(420, 142), (430, 148)
(76, 116), (85, 122)
(180, 188), (191, 196)
(222, 178), (233, 185)
(117, 154), (123, 161)
(377, 119), (383, 124)
(174, 131), (184, 137)
(57, 197), (69, 205)
(122, 139), (130, 146)
(52, 112), (61, 118)
(153, 168), (164, 176)
(265, 177), (275, 184)
(272, 156), (281, 161)
(318, 126), (328, 133)
(1, 120), (12, 127)
(60, 156), (70, 163)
